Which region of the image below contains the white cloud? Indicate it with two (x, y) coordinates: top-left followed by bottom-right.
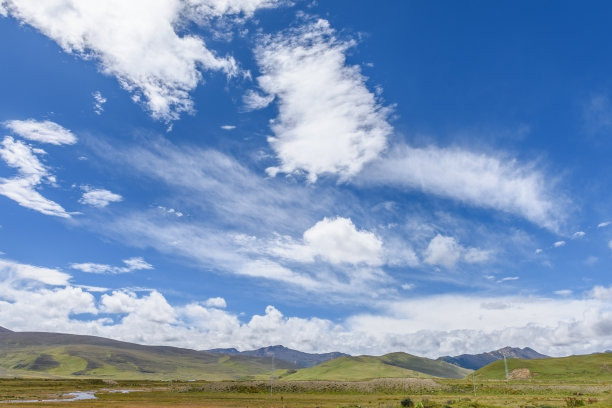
(4, 272), (612, 358)
(100, 290), (175, 324)
(204, 297), (227, 308)
(220, 125), (236, 130)
(591, 285), (612, 301)
(242, 89), (274, 110)
(463, 247), (492, 264)
(423, 235), (461, 268)
(423, 234), (489, 268)
(157, 206), (184, 217)
(572, 231), (586, 239)
(0, 258), (71, 286)
(359, 144), (564, 231)
(70, 257), (153, 274)
(1, 0), (251, 121)
(3, 119), (77, 145)
(609, 241), (612, 251)
(535, 248), (543, 254)
(0, 136), (71, 218)
(238, 259), (321, 290)
(554, 289), (572, 296)
(598, 221), (610, 228)
(2, 255), (612, 357)
(92, 91), (107, 115)
(255, 19), (392, 182)
(182, 0), (282, 20)
(270, 217), (383, 266)
(79, 187), (123, 208)
(498, 276), (519, 282)
(554, 240), (566, 248)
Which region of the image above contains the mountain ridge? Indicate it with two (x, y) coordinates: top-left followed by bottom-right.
(205, 344), (349, 368)
(438, 346), (549, 370)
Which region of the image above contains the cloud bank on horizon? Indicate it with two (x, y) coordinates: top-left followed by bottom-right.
(0, 0), (611, 357)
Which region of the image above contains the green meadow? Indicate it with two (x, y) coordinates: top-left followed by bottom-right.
(0, 376), (611, 408)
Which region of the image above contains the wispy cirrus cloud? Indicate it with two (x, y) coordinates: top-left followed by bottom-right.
(0, 258), (71, 286)
(358, 144), (566, 231)
(254, 19), (392, 182)
(3, 119), (77, 145)
(92, 91), (107, 115)
(0, 136), (71, 218)
(70, 257), (152, 274)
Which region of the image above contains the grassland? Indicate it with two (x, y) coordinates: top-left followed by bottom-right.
(0, 377), (611, 408)
(475, 353), (612, 382)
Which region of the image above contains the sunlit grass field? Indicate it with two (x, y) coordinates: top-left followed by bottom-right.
(1, 377), (611, 408)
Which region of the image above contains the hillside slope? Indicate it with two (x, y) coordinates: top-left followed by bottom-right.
(282, 352), (472, 381)
(475, 353), (612, 381)
(0, 330), (294, 380)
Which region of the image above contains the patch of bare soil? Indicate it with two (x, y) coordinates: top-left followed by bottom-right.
(509, 368), (531, 379)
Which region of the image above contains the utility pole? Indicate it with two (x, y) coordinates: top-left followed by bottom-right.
(270, 354), (275, 397)
(503, 353), (509, 382)
(472, 373), (476, 397)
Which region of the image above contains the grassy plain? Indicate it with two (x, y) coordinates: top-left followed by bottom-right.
(1, 377), (611, 408)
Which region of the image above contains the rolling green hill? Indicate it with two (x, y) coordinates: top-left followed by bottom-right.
(0, 331), (293, 380)
(281, 352), (472, 381)
(475, 352), (612, 381)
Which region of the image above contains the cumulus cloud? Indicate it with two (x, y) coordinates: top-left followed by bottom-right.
(359, 144), (565, 231)
(2, 256), (612, 357)
(70, 257), (153, 274)
(79, 187), (123, 208)
(254, 19), (392, 182)
(3, 265), (612, 358)
(0, 0), (267, 121)
(423, 234), (489, 268)
(3, 119), (77, 145)
(204, 296), (227, 308)
(270, 217), (383, 266)
(220, 125), (236, 130)
(572, 231), (586, 239)
(554, 240), (566, 248)
(598, 221), (610, 228)
(0, 136), (71, 217)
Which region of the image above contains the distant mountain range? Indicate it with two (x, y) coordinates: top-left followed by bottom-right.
(205, 345), (348, 368)
(438, 346), (549, 370)
(1, 326), (593, 381)
(0, 327), (466, 380)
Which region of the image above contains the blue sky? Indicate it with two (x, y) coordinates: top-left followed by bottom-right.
(1, 0), (612, 358)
